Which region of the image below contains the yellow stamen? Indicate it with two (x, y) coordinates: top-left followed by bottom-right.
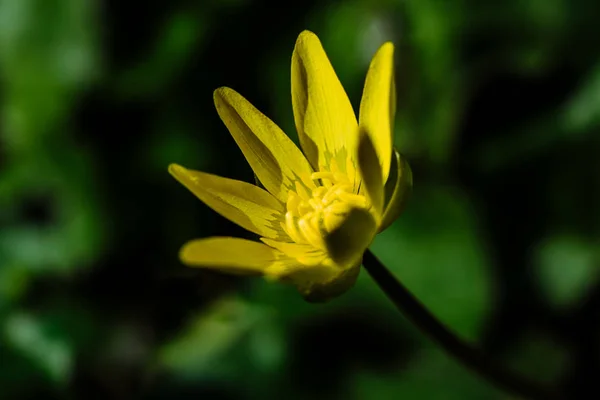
(337, 191), (368, 208)
(298, 218), (325, 249)
(285, 212), (306, 244)
(281, 162), (371, 252)
(295, 181), (310, 200)
(312, 186), (327, 198)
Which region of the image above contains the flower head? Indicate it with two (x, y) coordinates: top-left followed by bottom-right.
(169, 30), (412, 302)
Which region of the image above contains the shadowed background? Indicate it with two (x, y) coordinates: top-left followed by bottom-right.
(1, 0), (600, 399)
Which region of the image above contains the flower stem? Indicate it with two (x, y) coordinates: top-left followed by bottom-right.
(362, 249), (564, 400)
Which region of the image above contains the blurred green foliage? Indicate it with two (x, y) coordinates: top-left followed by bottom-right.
(1, 0), (600, 399)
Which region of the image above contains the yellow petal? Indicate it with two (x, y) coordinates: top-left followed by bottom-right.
(378, 149), (413, 232)
(261, 238), (361, 303)
(261, 238), (327, 265)
(359, 42), (395, 182)
(291, 30), (358, 175)
(181, 236), (356, 302)
(180, 237), (281, 275)
(282, 260), (361, 303)
(357, 130), (384, 219)
(214, 87), (314, 202)
(324, 207), (377, 267)
(169, 164), (287, 240)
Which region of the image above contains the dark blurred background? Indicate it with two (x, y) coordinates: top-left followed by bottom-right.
(1, 0), (600, 399)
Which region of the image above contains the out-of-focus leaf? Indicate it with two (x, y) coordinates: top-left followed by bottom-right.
(115, 12), (207, 99)
(535, 235), (599, 309)
(143, 115), (212, 174)
(563, 62), (600, 133)
(370, 184), (493, 341)
(476, 114), (562, 172)
(400, 0), (463, 166)
(0, 0), (99, 148)
(502, 330), (570, 384)
(4, 312), (73, 385)
(0, 148), (107, 273)
(0, 265), (29, 307)
(479, 58), (600, 172)
(0, 0), (104, 282)
(159, 296), (284, 380)
(351, 346), (503, 400)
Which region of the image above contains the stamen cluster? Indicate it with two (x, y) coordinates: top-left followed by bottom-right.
(283, 170), (369, 250)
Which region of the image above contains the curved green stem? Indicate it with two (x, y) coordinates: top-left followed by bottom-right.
(362, 249), (564, 400)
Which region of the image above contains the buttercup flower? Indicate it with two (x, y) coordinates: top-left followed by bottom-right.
(169, 30), (412, 302)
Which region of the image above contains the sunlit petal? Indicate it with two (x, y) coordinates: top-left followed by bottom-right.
(359, 42), (395, 183)
(180, 237), (282, 275)
(214, 87), (315, 202)
(169, 164), (287, 240)
(291, 30), (358, 175)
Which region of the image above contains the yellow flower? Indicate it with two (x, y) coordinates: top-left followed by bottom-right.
(169, 30), (412, 302)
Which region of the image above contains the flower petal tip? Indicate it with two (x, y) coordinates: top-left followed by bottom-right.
(168, 163), (186, 177)
(178, 242), (194, 265)
(375, 42), (395, 69)
(214, 86), (231, 96)
(213, 86), (232, 105)
(379, 42), (394, 54)
(179, 239), (209, 267)
(297, 30), (318, 44)
(295, 30), (323, 56)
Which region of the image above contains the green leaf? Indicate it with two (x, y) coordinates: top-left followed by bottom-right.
(115, 12), (207, 99)
(563, 62), (600, 133)
(0, 149), (107, 274)
(534, 235), (599, 309)
(4, 312), (73, 385)
(158, 296), (284, 381)
(0, 0), (99, 147)
(0, 264), (30, 307)
(370, 184), (492, 341)
(502, 330), (570, 384)
(351, 346), (503, 400)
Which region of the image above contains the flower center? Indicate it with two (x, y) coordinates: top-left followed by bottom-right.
(283, 170), (369, 250)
